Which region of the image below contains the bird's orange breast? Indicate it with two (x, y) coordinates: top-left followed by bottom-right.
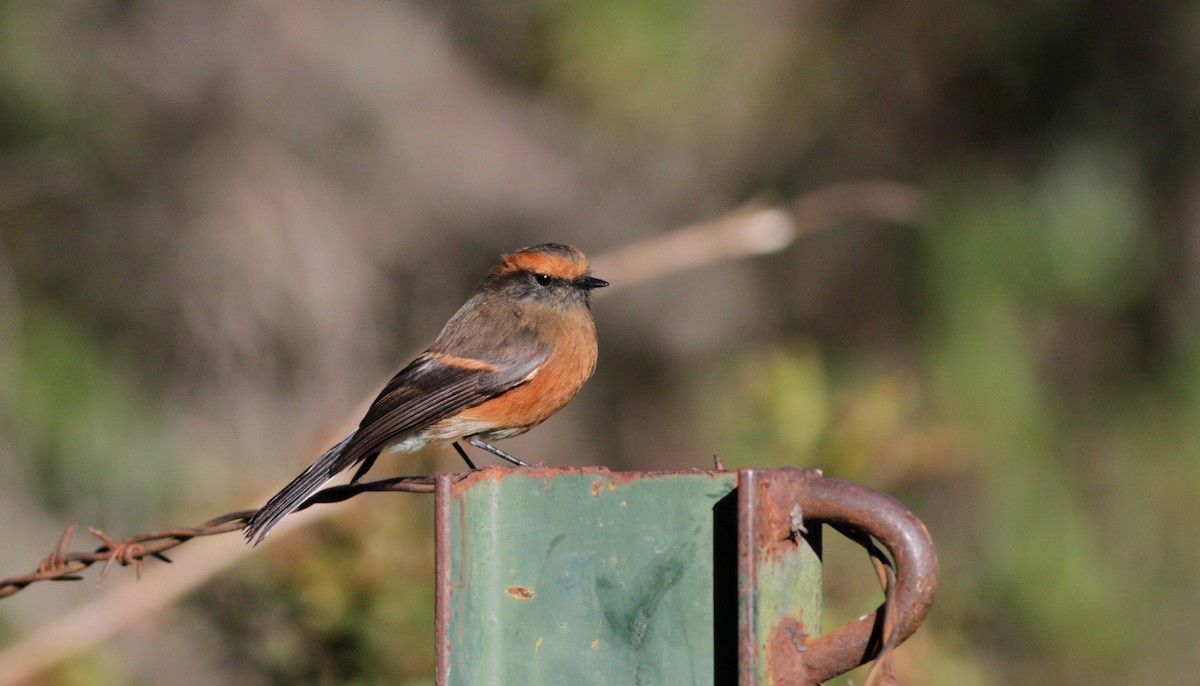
(462, 337), (596, 430)
(449, 313), (597, 433)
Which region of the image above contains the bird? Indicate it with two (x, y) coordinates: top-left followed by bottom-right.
(243, 243), (607, 545)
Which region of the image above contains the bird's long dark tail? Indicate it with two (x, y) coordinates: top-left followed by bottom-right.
(244, 432), (356, 546)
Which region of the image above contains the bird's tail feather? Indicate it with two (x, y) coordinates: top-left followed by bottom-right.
(244, 432), (355, 546)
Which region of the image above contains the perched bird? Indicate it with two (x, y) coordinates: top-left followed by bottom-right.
(244, 243), (607, 545)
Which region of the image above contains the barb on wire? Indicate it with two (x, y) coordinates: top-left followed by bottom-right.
(0, 474), (440, 600)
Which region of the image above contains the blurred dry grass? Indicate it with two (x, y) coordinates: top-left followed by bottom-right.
(2, 1), (1200, 684)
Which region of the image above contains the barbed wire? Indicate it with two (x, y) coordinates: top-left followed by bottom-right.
(0, 475), (440, 600)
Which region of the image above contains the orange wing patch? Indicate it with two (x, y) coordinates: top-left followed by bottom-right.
(426, 352), (500, 372)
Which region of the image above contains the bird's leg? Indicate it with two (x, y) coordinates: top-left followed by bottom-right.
(452, 441), (479, 471)
(468, 437), (531, 467)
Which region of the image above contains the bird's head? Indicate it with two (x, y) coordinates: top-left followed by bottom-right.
(488, 243), (609, 306)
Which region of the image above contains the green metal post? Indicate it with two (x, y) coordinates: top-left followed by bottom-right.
(436, 467), (821, 686)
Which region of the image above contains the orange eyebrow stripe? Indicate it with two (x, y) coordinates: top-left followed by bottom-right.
(426, 352), (500, 372)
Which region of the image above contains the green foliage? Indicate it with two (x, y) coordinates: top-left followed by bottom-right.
(703, 345), (829, 468)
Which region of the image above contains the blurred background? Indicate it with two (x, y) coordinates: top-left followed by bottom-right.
(2, 0), (1199, 684)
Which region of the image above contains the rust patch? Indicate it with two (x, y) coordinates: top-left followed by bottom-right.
(747, 469), (823, 565)
(766, 614), (811, 682)
(506, 585), (536, 600)
(605, 469), (649, 486)
(591, 478), (620, 496)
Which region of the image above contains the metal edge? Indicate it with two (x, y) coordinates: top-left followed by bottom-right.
(736, 469), (759, 685)
(434, 472), (454, 686)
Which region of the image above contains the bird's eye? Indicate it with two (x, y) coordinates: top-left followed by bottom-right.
(533, 273), (553, 287)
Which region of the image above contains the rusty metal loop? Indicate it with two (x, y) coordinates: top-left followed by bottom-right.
(801, 476), (938, 683)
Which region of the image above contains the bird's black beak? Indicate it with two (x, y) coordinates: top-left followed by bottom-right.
(576, 275), (610, 290)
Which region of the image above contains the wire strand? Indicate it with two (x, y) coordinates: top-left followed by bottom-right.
(0, 474), (438, 599)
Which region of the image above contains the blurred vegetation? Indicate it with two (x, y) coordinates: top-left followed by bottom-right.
(3, 0), (1200, 684)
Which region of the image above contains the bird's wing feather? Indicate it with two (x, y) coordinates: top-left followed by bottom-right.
(333, 331), (551, 472)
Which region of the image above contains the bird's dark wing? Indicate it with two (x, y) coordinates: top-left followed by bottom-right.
(244, 326), (550, 545)
(332, 332), (552, 473)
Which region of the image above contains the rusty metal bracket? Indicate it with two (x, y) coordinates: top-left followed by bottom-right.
(739, 468), (938, 684)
